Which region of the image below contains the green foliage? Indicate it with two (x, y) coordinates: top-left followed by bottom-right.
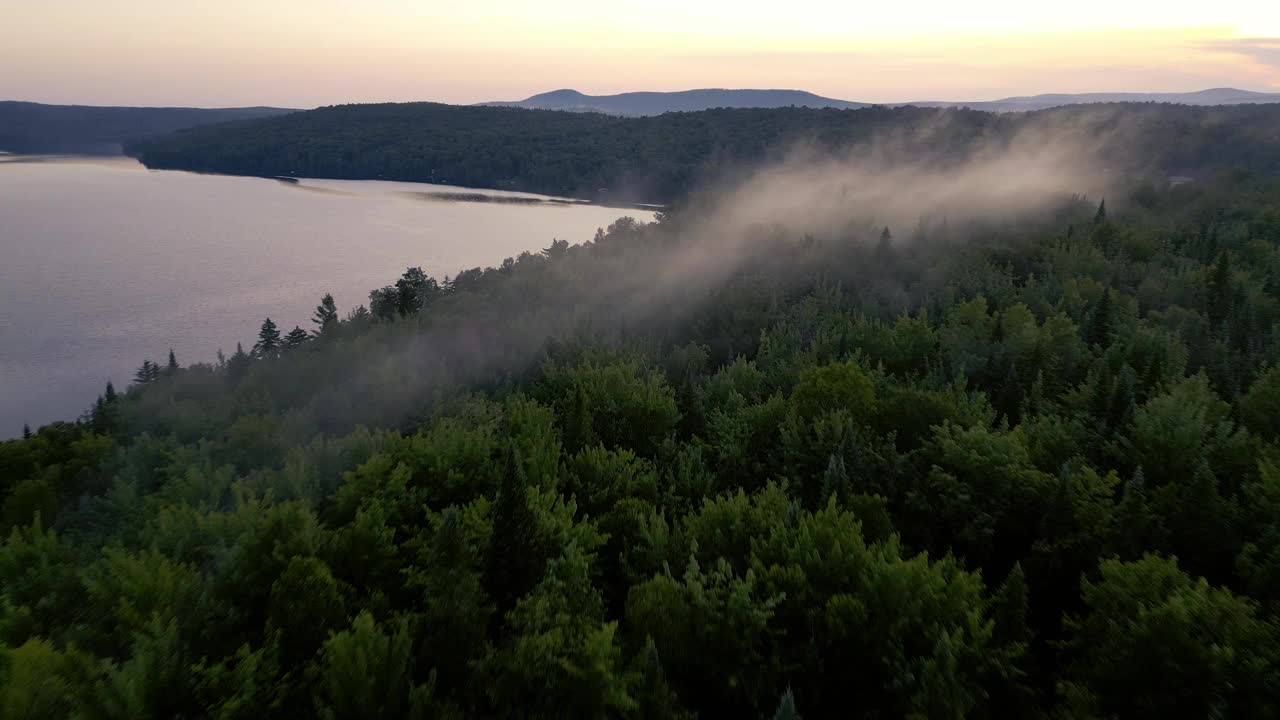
(773, 687), (801, 720)
(0, 637), (85, 720)
(253, 317), (282, 357)
(483, 445), (548, 623)
(314, 612), (435, 720)
(1061, 555), (1279, 719)
(8, 163), (1280, 717)
(788, 361), (877, 423)
(130, 102), (1280, 204)
(312, 293), (339, 336)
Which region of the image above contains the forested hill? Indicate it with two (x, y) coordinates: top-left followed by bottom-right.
(0, 101), (293, 155)
(481, 88), (871, 114)
(7, 163), (1280, 716)
(129, 101), (1280, 203)
(483, 86), (1280, 115)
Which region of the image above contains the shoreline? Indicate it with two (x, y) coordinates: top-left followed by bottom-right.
(129, 156), (665, 211)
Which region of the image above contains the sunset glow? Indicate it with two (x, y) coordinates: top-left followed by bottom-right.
(3, 0), (1277, 107)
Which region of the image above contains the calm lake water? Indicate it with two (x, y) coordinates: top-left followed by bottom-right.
(0, 156), (642, 438)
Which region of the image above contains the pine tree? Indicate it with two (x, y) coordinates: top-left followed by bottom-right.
(312, 293), (339, 336)
(629, 638), (691, 719)
(994, 361), (1023, 424)
(1107, 366), (1137, 430)
(1094, 198), (1107, 224)
(563, 382), (595, 453)
(284, 325), (310, 349)
(253, 318), (282, 357)
(992, 562), (1031, 646)
(1113, 467), (1156, 560)
(91, 380), (119, 435)
(1084, 290), (1112, 348)
(1207, 252), (1232, 327)
(483, 445), (545, 628)
(1041, 463), (1079, 542)
(876, 226), (894, 259)
(988, 562), (1037, 716)
(90, 395), (109, 434)
(22, 423), (32, 439)
(166, 348), (179, 373)
(773, 688), (801, 720)
(820, 453), (850, 506)
(227, 342), (251, 379)
(134, 359), (157, 385)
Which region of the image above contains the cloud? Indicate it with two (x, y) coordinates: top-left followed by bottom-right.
(1201, 37), (1280, 70)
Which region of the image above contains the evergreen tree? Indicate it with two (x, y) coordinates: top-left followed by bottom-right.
(253, 317), (282, 357)
(562, 382), (595, 453)
(630, 638), (692, 719)
(90, 395), (109, 434)
(1113, 467), (1157, 560)
(820, 453), (850, 506)
(1084, 290), (1112, 348)
(483, 444), (546, 628)
(542, 238), (569, 259)
(22, 423), (32, 439)
(369, 286), (399, 321)
(104, 381), (117, 403)
(133, 359), (158, 385)
(988, 562), (1038, 719)
(394, 266), (439, 316)
(1094, 198), (1106, 224)
(283, 326), (310, 349)
(876, 226), (894, 259)
(166, 348), (178, 373)
(1207, 252), (1233, 327)
(227, 342), (251, 379)
(312, 293), (339, 336)
(992, 562), (1031, 646)
(773, 688), (801, 720)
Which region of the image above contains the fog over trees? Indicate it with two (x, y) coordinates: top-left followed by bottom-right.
(6, 103), (1280, 717)
(130, 102), (1280, 204)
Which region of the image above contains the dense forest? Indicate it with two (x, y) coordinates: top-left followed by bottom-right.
(6, 138), (1280, 716)
(0, 102), (292, 155)
(129, 101), (1280, 203)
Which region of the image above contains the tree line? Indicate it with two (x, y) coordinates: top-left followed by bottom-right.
(128, 101), (1280, 204)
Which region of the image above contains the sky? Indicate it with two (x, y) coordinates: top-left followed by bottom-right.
(2, 0), (1278, 108)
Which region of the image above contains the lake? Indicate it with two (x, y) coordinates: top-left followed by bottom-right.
(0, 156), (643, 438)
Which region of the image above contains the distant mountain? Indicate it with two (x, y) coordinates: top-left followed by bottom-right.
(481, 88), (870, 115)
(484, 87), (1280, 116)
(906, 88), (1280, 112)
(0, 101), (295, 154)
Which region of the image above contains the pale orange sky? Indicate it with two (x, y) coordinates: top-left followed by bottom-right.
(2, 0), (1277, 107)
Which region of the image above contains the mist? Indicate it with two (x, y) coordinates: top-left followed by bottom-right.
(237, 115), (1118, 440)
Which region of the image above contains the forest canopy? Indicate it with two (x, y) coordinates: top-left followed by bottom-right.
(128, 101), (1280, 204)
(7, 107), (1280, 717)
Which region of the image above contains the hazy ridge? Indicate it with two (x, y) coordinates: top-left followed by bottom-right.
(482, 86), (1280, 116)
(0, 101), (295, 154)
